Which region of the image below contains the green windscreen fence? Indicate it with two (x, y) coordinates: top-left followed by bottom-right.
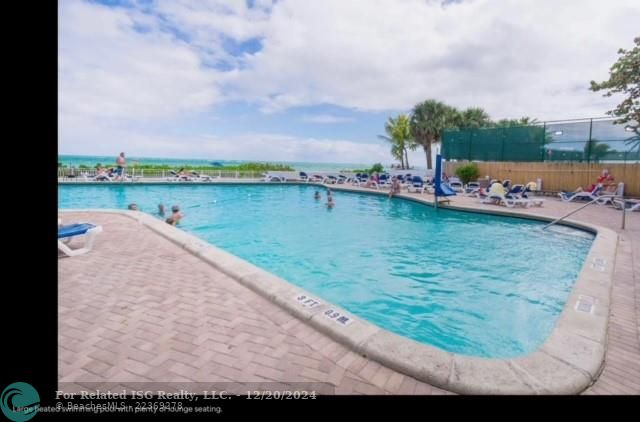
(442, 118), (640, 163)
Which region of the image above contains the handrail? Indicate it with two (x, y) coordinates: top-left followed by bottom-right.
(542, 194), (618, 230)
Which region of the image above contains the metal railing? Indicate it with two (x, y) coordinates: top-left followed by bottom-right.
(57, 168), (265, 180)
(542, 194), (627, 230)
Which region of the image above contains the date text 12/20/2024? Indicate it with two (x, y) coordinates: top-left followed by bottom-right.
(56, 390), (318, 400)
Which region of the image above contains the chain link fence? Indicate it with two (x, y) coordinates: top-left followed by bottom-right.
(442, 117), (639, 163)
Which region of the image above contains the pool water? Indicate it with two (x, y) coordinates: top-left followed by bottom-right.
(59, 184), (594, 358)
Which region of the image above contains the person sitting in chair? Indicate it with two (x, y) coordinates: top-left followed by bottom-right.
(489, 180), (506, 196)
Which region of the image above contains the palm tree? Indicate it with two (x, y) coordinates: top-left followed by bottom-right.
(494, 117), (540, 127)
(410, 100), (458, 169)
(623, 125), (640, 154)
(378, 133), (404, 169)
(584, 139), (611, 162)
(456, 107), (492, 129)
(378, 114), (416, 169)
(378, 118), (405, 168)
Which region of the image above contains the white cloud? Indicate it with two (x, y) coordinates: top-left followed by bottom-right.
(301, 114), (354, 123)
(59, 0), (640, 165)
(58, 0), (223, 123)
(229, 0), (640, 120)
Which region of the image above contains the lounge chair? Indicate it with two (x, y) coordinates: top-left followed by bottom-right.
(261, 173), (286, 182)
(594, 183), (625, 205)
(299, 172), (309, 182)
(407, 176), (426, 194)
(481, 184), (530, 207)
(559, 185), (604, 202)
(377, 174), (392, 189)
(190, 171), (215, 182)
(352, 174), (369, 186)
(612, 198), (640, 212)
(448, 179), (464, 192)
(324, 175), (338, 184)
(82, 172), (112, 182)
(58, 223), (103, 257)
(464, 182), (480, 194)
(482, 193), (529, 208)
(336, 174), (349, 184)
(167, 170), (193, 182)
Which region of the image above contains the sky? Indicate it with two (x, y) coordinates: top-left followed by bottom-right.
(58, 0), (640, 165)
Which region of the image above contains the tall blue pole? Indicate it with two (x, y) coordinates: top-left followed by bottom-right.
(434, 154), (442, 208)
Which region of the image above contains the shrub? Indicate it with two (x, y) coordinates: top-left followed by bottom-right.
(455, 163), (480, 185)
(369, 163), (384, 174)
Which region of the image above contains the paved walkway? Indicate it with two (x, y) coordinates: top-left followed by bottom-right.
(59, 212), (449, 395)
(58, 190), (639, 394)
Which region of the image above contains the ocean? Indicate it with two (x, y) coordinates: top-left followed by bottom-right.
(57, 155), (413, 172)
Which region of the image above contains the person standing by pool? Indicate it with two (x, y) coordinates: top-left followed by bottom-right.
(388, 177), (401, 198)
(115, 152), (126, 181)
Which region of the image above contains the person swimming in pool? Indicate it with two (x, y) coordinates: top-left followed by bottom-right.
(314, 190), (321, 200)
(326, 195), (335, 208)
(165, 205), (184, 226)
(158, 203), (165, 216)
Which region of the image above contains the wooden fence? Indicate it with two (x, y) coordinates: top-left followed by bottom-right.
(444, 162), (640, 197)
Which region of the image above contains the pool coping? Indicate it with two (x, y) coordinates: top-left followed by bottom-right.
(59, 182), (617, 394)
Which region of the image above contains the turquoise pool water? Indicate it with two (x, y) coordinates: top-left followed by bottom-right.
(58, 184), (594, 358)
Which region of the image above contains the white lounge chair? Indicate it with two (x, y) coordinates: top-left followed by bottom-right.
(190, 171), (215, 182)
(558, 185), (604, 202)
(261, 173), (286, 182)
(613, 198), (640, 212)
(594, 183), (625, 205)
(83, 172), (112, 182)
(481, 193), (529, 208)
(464, 182), (480, 194)
(167, 170), (194, 182)
(58, 223), (103, 257)
(449, 180), (464, 192)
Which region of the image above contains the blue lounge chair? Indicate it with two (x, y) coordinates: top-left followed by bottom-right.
(407, 176), (426, 193)
(58, 223), (103, 257)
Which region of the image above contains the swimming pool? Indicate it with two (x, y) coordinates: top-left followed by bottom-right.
(59, 184), (594, 358)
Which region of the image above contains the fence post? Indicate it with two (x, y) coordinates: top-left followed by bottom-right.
(500, 128), (505, 161)
(541, 122), (546, 161)
(586, 118), (593, 163)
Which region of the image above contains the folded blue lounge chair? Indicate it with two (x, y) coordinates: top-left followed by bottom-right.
(58, 223), (103, 257)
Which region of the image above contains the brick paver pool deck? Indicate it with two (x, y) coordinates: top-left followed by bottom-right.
(58, 186), (639, 394)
